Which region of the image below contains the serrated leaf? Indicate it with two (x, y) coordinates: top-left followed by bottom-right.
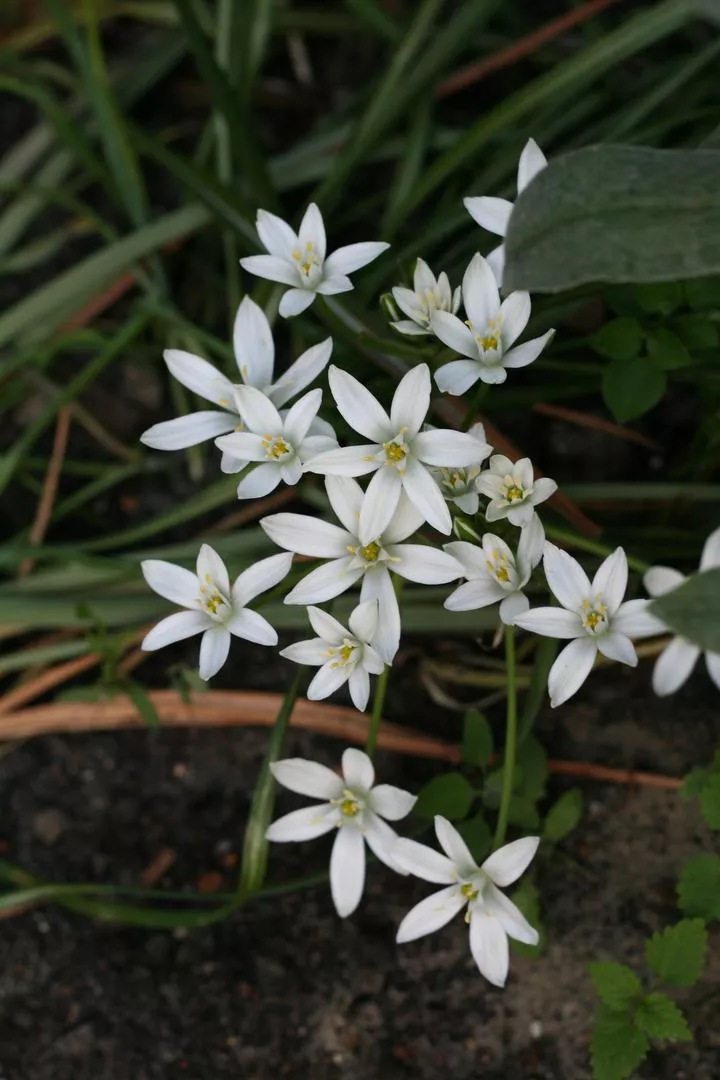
(455, 813), (491, 863)
(589, 963), (643, 1011)
(645, 919), (708, 987)
(602, 356), (667, 422)
(413, 772), (475, 820)
(634, 993), (692, 1042)
(699, 772), (720, 829)
(591, 1008), (649, 1080)
(543, 788), (584, 842)
(591, 317), (643, 360)
(677, 853), (720, 920)
(461, 709), (493, 767)
(647, 327), (692, 370)
(649, 568), (720, 652)
(635, 282), (683, 314)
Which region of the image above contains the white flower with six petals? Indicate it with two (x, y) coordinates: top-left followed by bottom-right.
(476, 454), (557, 527)
(390, 258), (461, 337)
(430, 422), (491, 515)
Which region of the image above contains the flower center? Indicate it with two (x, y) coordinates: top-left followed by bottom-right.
(383, 439), (407, 465)
(485, 546), (515, 587)
(504, 481), (526, 502)
(468, 315), (503, 356)
(262, 435), (291, 460)
(581, 596), (609, 635)
(460, 882), (479, 902)
(331, 788), (365, 824)
(199, 576), (230, 619)
(359, 541), (381, 563)
(328, 638), (358, 669)
(340, 798), (360, 817)
(291, 241), (320, 279)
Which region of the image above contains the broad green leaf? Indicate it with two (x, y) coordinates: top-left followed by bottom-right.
(677, 853), (720, 920)
(588, 963), (643, 1011)
(647, 328), (692, 370)
(649, 568), (720, 652)
(591, 317), (643, 361)
(602, 356), (667, 422)
(635, 282), (683, 314)
(455, 813), (491, 863)
(645, 919), (708, 987)
(460, 709), (493, 767)
(634, 993), (692, 1042)
(591, 1008), (649, 1080)
(672, 313), (718, 350)
(505, 146), (720, 292)
(543, 788), (583, 842)
(413, 772), (475, 820)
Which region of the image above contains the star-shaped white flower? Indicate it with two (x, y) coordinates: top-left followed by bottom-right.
(240, 203), (389, 318)
(304, 364), (491, 542)
(266, 748), (417, 918)
(430, 422), (491, 515)
(463, 137), (547, 286)
(444, 515), (544, 625)
(395, 817), (539, 987)
(432, 254), (554, 392)
(215, 386), (336, 498)
(643, 525), (720, 696)
(514, 544), (663, 707)
(140, 296), (332, 457)
(281, 602), (385, 712)
(476, 454), (557, 527)
(261, 476), (462, 662)
(141, 546), (292, 680)
(390, 258), (461, 337)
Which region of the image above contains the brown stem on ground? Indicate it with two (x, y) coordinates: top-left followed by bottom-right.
(18, 407), (72, 578)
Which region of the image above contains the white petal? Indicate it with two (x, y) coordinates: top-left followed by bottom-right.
(196, 544), (230, 594)
(382, 492), (426, 543)
(363, 813), (404, 871)
(431, 313), (477, 361)
(463, 196), (513, 237)
(613, 598), (666, 637)
(279, 288), (316, 318)
(164, 349), (235, 407)
(342, 747), (374, 790)
(215, 431), (268, 461)
(220, 451), (247, 474)
(516, 138), (547, 193)
(316, 275), (353, 296)
(512, 607), (583, 639)
(304, 444), (379, 478)
(486, 244), (506, 287)
(592, 547), (628, 615)
(389, 544), (461, 585)
(700, 526), (720, 571)
(270, 758), (344, 799)
(643, 566), (685, 598)
(517, 515), (545, 577)
(240, 253), (298, 286)
(285, 557), (363, 605)
(307, 605), (348, 645)
(298, 202), (326, 262)
(413, 430), (490, 469)
(402, 458), (451, 535)
(454, 492), (480, 514)
(462, 253), (500, 331)
(705, 650), (720, 691)
(266, 803), (337, 842)
(435, 816), (477, 878)
(261, 513), (349, 558)
(330, 826), (365, 918)
(233, 296), (275, 389)
(652, 637), (700, 696)
(141, 610), (210, 651)
(324, 241), (389, 277)
(548, 637), (598, 707)
(236, 462), (281, 498)
(227, 608), (278, 646)
(542, 543), (591, 609)
(503, 329), (554, 369)
(348, 599), (379, 643)
(469, 911), (509, 987)
(270, 338), (333, 407)
(481, 836), (539, 887)
(307, 660), (351, 701)
(360, 567), (401, 663)
(443, 541), (485, 578)
(141, 412), (236, 451)
(499, 292), (530, 349)
(596, 631), (637, 666)
(142, 560), (200, 607)
(529, 477), (557, 506)
(348, 666), (370, 711)
(359, 467), (403, 544)
(298, 434), (339, 460)
(445, 578), (505, 612)
(198, 627), (231, 680)
(363, 645), (385, 675)
(390, 363), (430, 436)
(393, 838), (457, 884)
(484, 882), (539, 945)
(326, 475), (364, 534)
(391, 319), (429, 337)
(284, 388), (322, 446)
(329, 365), (391, 442)
(369, 785), (417, 821)
(396, 886), (466, 944)
(234, 384), (283, 435)
(256, 208), (297, 257)
(414, 258), (436, 291)
(499, 592), (529, 625)
(280, 638), (329, 666)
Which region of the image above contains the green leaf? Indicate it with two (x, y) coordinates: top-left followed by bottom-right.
(634, 993), (692, 1042)
(591, 1008), (649, 1080)
(635, 282), (683, 314)
(510, 879), (545, 957)
(602, 356), (667, 422)
(455, 813), (491, 863)
(591, 317), (643, 361)
(589, 963), (643, 1011)
(460, 709), (493, 767)
(700, 772), (720, 829)
(645, 919), (708, 986)
(672, 313), (718, 349)
(647, 327), (693, 370)
(677, 853), (720, 920)
(123, 680), (160, 728)
(516, 735), (548, 801)
(507, 796), (541, 830)
(413, 772), (475, 820)
(684, 275), (720, 310)
(681, 764), (712, 798)
(543, 788), (584, 842)
(505, 146), (720, 293)
(649, 568), (720, 652)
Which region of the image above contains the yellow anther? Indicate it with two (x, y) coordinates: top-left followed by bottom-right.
(359, 542), (381, 563)
(460, 882), (479, 901)
(205, 593), (223, 615)
(496, 566), (510, 583)
(340, 798), (360, 817)
(584, 610), (603, 630)
(383, 441), (407, 464)
(338, 644), (354, 663)
(263, 436), (290, 460)
(479, 333), (499, 351)
(505, 484), (525, 502)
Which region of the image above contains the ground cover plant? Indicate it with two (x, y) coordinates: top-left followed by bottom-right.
(0, 1), (719, 1077)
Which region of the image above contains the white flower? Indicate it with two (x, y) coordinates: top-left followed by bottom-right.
(432, 254), (554, 392)
(240, 203), (389, 318)
(476, 454), (557, 527)
(514, 544), (663, 707)
(261, 476), (462, 662)
(390, 258), (461, 336)
(463, 138), (547, 286)
(643, 525), (720, 696)
(280, 602), (385, 712)
(215, 387), (337, 498)
(444, 515), (544, 625)
(141, 546), (292, 680)
(140, 296), (332, 457)
(430, 422), (491, 514)
(304, 364), (491, 541)
(266, 748), (417, 918)
(395, 817), (539, 987)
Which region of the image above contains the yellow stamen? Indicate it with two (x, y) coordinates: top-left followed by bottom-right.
(263, 436), (291, 460)
(505, 484), (524, 502)
(460, 882), (479, 902)
(340, 798), (360, 817)
(359, 542), (381, 563)
(383, 440), (407, 464)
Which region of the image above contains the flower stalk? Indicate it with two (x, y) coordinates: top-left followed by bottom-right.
(365, 663), (390, 757)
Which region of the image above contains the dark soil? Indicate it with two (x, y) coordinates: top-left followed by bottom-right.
(0, 665), (718, 1080)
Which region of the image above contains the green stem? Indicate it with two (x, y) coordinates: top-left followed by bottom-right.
(365, 665), (390, 757)
(461, 380), (490, 432)
(493, 626), (518, 851)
